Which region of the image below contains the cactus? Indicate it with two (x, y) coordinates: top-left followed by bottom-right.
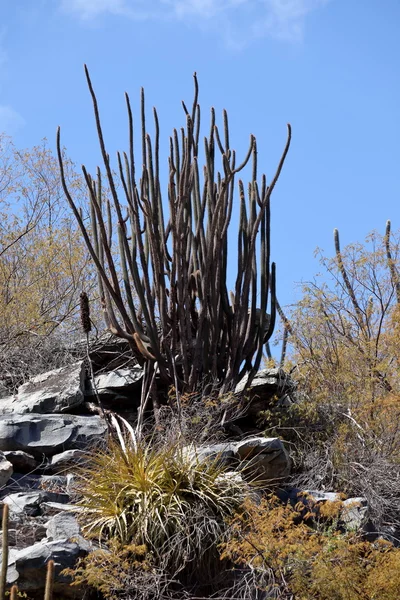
(44, 559), (54, 600)
(385, 220), (400, 304)
(1, 559), (54, 600)
(0, 503), (9, 600)
(57, 68), (291, 419)
(9, 586), (18, 600)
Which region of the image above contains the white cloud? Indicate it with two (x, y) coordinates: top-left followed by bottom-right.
(60, 0), (330, 43)
(0, 106), (25, 135)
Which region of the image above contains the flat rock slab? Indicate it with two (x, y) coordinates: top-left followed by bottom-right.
(235, 367), (290, 396)
(46, 449), (87, 474)
(13, 362), (86, 414)
(86, 366), (143, 396)
(0, 413), (108, 457)
(4, 539), (87, 597)
(3, 491), (70, 516)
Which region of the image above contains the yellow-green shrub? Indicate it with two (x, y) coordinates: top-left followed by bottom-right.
(69, 438), (250, 597)
(221, 496), (400, 600)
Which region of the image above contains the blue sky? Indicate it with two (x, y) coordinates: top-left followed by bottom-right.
(0, 0), (399, 313)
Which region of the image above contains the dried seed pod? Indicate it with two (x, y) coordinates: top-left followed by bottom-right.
(80, 291), (92, 334)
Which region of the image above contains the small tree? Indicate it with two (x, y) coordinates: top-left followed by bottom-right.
(0, 134), (96, 389)
(289, 223), (400, 410)
(57, 67), (291, 421)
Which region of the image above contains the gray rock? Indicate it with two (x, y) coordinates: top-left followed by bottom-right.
(3, 539), (87, 596)
(0, 451), (13, 487)
(3, 491), (70, 516)
(235, 437), (290, 482)
(302, 490), (342, 503)
(86, 366), (143, 396)
(342, 497), (370, 532)
(14, 362), (86, 414)
(183, 443), (236, 466)
(46, 512), (81, 541)
(47, 449), (87, 474)
(182, 437), (290, 485)
(4, 450), (39, 472)
(41, 502), (82, 517)
(0, 413), (108, 457)
(235, 367), (289, 395)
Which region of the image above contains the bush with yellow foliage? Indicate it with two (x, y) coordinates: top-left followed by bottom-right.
(0, 133), (97, 390)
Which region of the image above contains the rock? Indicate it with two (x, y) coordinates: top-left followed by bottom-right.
(4, 450), (39, 472)
(301, 490), (342, 504)
(0, 413), (108, 457)
(47, 449), (87, 474)
(0, 451), (13, 486)
(0, 396), (18, 415)
(235, 437), (290, 482)
(3, 491), (70, 516)
(342, 497), (371, 533)
(3, 539), (87, 597)
(14, 362), (86, 414)
(41, 502), (82, 517)
(182, 437), (290, 485)
(86, 366), (143, 396)
(183, 443), (236, 466)
(235, 367), (290, 396)
(46, 512), (80, 541)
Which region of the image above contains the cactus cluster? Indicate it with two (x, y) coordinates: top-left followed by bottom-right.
(57, 68), (291, 416)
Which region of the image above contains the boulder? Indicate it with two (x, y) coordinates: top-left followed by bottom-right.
(86, 366), (143, 397)
(235, 437), (290, 482)
(0, 451), (13, 487)
(3, 539), (87, 597)
(13, 362), (86, 414)
(183, 443), (236, 466)
(183, 437), (290, 485)
(0, 413), (108, 457)
(342, 497), (373, 534)
(4, 450), (39, 472)
(47, 449), (87, 474)
(235, 367), (290, 397)
(45, 512), (81, 541)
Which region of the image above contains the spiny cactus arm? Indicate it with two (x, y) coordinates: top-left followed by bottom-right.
(82, 166), (125, 303)
(44, 559), (54, 600)
(84, 66), (126, 226)
(9, 586), (18, 600)
(385, 220), (400, 304)
(0, 503), (9, 600)
(84, 66), (161, 350)
(259, 184), (269, 333)
(247, 263), (277, 385)
(334, 228), (367, 334)
(90, 171), (106, 302)
(238, 125), (291, 343)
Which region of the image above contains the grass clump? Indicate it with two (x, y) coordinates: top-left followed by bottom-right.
(68, 438), (250, 598)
